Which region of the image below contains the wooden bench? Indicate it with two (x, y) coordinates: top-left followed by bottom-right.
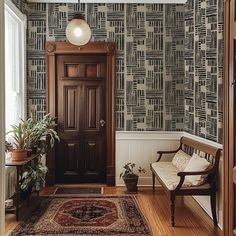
(150, 136), (221, 226)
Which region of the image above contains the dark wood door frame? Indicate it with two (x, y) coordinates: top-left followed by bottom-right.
(224, 0), (236, 235)
(45, 41), (116, 186)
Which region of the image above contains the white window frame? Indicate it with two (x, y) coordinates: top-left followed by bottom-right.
(5, 0), (27, 124)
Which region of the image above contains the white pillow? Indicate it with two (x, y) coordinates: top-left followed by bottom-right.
(184, 153), (211, 186)
(172, 150), (191, 171)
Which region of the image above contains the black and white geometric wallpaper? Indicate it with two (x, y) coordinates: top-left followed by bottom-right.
(11, 0), (27, 14)
(27, 3), (185, 131)
(10, 0), (224, 143)
(184, 0), (223, 143)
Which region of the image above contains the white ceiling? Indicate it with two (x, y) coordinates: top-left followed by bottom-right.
(27, 0), (187, 3)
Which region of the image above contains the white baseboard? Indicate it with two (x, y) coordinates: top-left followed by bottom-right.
(193, 196), (223, 230)
(116, 177), (153, 186)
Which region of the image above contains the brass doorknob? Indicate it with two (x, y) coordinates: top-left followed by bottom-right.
(99, 119), (106, 127)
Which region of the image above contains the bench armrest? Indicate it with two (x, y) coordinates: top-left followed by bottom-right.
(177, 166), (215, 177)
(156, 149), (180, 162)
(174, 166), (216, 191)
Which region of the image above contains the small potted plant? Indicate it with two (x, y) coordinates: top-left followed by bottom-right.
(120, 163), (146, 192)
(20, 113), (60, 195)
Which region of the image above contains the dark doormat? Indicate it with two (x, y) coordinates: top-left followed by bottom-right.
(54, 187), (103, 196)
(10, 196), (152, 235)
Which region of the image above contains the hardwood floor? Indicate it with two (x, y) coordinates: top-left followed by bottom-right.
(5, 185), (223, 236)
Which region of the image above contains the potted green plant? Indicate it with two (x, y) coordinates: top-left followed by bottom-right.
(33, 113), (60, 154)
(23, 114), (60, 154)
(120, 163), (146, 192)
(6, 122), (30, 161)
(6, 114), (60, 195)
(20, 113), (60, 194)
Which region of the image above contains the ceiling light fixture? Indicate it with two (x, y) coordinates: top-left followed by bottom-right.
(66, 13), (91, 46)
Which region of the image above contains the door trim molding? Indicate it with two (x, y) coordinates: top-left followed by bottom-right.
(46, 41), (116, 186)
(223, 0), (236, 235)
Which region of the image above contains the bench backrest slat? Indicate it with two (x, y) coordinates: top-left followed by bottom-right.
(180, 136), (221, 185)
(180, 137), (220, 157)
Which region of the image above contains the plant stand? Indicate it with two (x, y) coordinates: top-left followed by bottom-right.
(5, 154), (40, 221)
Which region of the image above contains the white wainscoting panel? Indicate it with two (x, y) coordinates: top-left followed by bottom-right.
(116, 131), (182, 186)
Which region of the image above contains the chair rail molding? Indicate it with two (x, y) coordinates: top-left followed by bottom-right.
(0, 0), (5, 235)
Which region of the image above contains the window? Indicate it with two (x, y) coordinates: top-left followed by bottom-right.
(4, 0), (27, 133)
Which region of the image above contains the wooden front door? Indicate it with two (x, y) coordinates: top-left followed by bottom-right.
(56, 54), (107, 183)
(46, 42), (115, 186)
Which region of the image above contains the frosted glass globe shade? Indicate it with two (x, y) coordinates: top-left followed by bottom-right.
(66, 19), (91, 46)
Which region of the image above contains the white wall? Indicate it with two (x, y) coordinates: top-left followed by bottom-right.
(116, 131), (223, 228)
(0, 1), (5, 235)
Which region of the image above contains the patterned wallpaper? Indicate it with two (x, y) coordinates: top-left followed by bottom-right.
(184, 0), (223, 143)
(26, 3), (185, 131)
(9, 0), (224, 143)
(11, 0), (27, 14)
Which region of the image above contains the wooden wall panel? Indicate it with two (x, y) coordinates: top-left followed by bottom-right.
(88, 88), (96, 129)
(64, 86), (79, 130)
(224, 0), (236, 235)
(67, 143), (78, 171)
(86, 141), (97, 172)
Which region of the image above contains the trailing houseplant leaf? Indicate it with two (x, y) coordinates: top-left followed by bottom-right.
(120, 163), (146, 178)
(20, 159), (48, 192)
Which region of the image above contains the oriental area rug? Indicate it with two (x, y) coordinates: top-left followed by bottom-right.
(10, 196), (152, 236)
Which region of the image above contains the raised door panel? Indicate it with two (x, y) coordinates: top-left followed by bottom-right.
(85, 140), (97, 173)
(85, 86), (101, 130)
(86, 64), (100, 78)
(83, 138), (105, 182)
(64, 142), (79, 175)
(64, 86), (79, 131)
(65, 64), (85, 78)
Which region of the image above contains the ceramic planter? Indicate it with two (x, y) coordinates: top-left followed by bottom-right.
(123, 175), (139, 192)
(12, 149), (27, 161)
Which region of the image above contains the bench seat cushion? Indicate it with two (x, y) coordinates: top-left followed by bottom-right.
(151, 162), (193, 190)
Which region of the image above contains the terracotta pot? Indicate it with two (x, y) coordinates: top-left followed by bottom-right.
(123, 175), (139, 192)
(12, 150), (27, 161)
